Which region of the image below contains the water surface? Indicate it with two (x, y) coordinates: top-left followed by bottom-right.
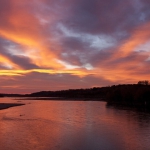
(0, 98), (150, 150)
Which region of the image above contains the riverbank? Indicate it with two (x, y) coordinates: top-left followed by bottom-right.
(15, 97), (105, 101)
(0, 103), (25, 110)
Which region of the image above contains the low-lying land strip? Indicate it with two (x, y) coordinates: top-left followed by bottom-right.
(0, 103), (25, 110)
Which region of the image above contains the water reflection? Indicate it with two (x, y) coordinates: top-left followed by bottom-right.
(106, 104), (150, 128)
(0, 98), (150, 150)
(106, 105), (150, 150)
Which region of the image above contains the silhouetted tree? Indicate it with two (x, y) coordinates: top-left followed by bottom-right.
(138, 80), (149, 85)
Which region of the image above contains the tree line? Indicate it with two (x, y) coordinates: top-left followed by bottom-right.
(1, 81), (150, 109)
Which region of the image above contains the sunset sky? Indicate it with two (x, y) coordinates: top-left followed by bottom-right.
(0, 0), (150, 93)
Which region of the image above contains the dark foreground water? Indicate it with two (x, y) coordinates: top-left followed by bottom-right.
(0, 98), (150, 150)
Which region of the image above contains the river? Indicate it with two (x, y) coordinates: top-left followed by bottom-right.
(0, 97), (150, 150)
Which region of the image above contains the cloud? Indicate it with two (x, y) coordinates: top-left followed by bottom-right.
(0, 0), (150, 93)
(62, 0), (148, 35)
(0, 71), (117, 93)
(0, 0), (63, 70)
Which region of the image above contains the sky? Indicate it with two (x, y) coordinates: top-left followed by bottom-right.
(0, 0), (150, 93)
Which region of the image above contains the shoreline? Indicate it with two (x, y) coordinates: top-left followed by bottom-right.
(0, 103), (25, 110)
(15, 97), (105, 101)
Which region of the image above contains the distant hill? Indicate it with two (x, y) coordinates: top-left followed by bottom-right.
(1, 83), (150, 109)
(27, 84), (150, 109)
(25, 87), (109, 100)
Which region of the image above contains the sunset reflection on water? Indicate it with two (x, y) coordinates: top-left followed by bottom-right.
(0, 98), (150, 150)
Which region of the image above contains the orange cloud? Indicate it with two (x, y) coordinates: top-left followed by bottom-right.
(0, 54), (21, 69)
(0, 68), (89, 77)
(0, 0), (64, 70)
(111, 22), (150, 59)
(92, 22), (150, 83)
